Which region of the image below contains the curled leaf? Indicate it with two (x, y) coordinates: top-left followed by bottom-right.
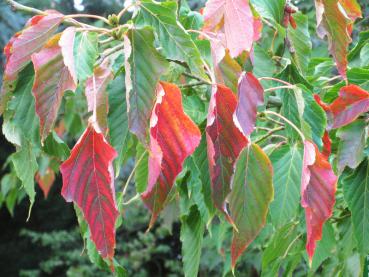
(142, 82), (201, 227)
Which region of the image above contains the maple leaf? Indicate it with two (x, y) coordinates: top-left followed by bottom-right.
(234, 72), (264, 136)
(316, 85), (369, 129)
(85, 61), (114, 135)
(315, 0), (361, 77)
(142, 82), (201, 227)
(301, 141), (337, 263)
(60, 124), (118, 260)
(35, 167), (55, 199)
(206, 84), (248, 223)
(32, 34), (77, 141)
(203, 0), (261, 59)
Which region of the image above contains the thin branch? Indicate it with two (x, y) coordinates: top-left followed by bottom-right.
(264, 85), (295, 93)
(64, 14), (110, 25)
(122, 193), (141, 206)
(254, 126), (285, 144)
(178, 81), (210, 89)
(258, 77), (293, 87)
(6, 0), (46, 15)
(121, 150), (147, 201)
(263, 110), (306, 141)
(117, 2), (137, 21)
(95, 43), (124, 65)
(182, 72), (212, 85)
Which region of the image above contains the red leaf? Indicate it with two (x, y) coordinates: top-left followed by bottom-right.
(85, 62), (113, 135)
(314, 85), (369, 129)
(35, 168), (55, 198)
(315, 0), (360, 77)
(202, 0), (261, 59)
(234, 72), (264, 136)
(206, 85), (248, 222)
(1, 11), (64, 114)
(60, 124), (118, 260)
(32, 34), (77, 141)
(59, 27), (77, 84)
(142, 82), (201, 227)
(322, 131), (331, 158)
(301, 141), (337, 263)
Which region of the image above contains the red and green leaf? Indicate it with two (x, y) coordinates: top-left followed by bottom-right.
(85, 62), (114, 135)
(203, 0), (261, 58)
(301, 141), (337, 263)
(206, 84), (248, 222)
(60, 124), (118, 260)
(142, 82), (201, 227)
(59, 27), (77, 84)
(315, 0), (360, 77)
(32, 34), (77, 141)
(229, 143), (273, 269)
(1, 11), (64, 114)
(234, 72), (264, 136)
(35, 167), (55, 198)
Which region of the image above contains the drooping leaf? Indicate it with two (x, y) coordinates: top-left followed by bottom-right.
(269, 144), (303, 228)
(180, 205), (205, 277)
(32, 34), (77, 141)
(314, 0), (361, 77)
(107, 74), (128, 173)
(1, 11), (64, 114)
(42, 131), (70, 161)
(85, 62), (114, 135)
(215, 52), (242, 93)
(35, 167), (55, 198)
(336, 120), (366, 173)
(124, 26), (169, 144)
(234, 72), (264, 137)
(135, 0), (206, 79)
(311, 222), (335, 271)
(325, 85), (369, 129)
(228, 143), (273, 268)
(11, 141), (38, 215)
(135, 143), (149, 194)
(206, 84), (248, 220)
(203, 0), (261, 58)
(74, 31), (99, 82)
(287, 13), (312, 75)
(142, 82), (201, 227)
(261, 222), (300, 276)
(59, 27), (77, 84)
(343, 159), (369, 255)
(60, 124), (118, 260)
(2, 64), (39, 147)
(301, 141), (337, 263)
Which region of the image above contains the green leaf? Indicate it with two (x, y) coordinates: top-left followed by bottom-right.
(269, 144), (303, 228)
(251, 0), (285, 24)
(2, 65), (39, 147)
(42, 132), (70, 161)
(108, 74), (129, 173)
(261, 222), (300, 276)
(287, 13), (312, 75)
(229, 143), (274, 268)
(74, 31), (99, 82)
(180, 205), (205, 277)
(135, 143), (149, 194)
(336, 120), (366, 174)
(124, 26), (169, 143)
(311, 223), (335, 271)
(192, 134), (215, 221)
(343, 159), (369, 255)
(182, 94), (207, 125)
(135, 0), (207, 79)
(11, 141), (38, 216)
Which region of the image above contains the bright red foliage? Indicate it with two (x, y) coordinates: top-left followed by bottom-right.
(60, 124), (118, 260)
(301, 141), (337, 263)
(142, 82), (201, 227)
(206, 84), (248, 223)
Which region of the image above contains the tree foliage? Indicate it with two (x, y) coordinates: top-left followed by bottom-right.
(1, 0), (369, 275)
